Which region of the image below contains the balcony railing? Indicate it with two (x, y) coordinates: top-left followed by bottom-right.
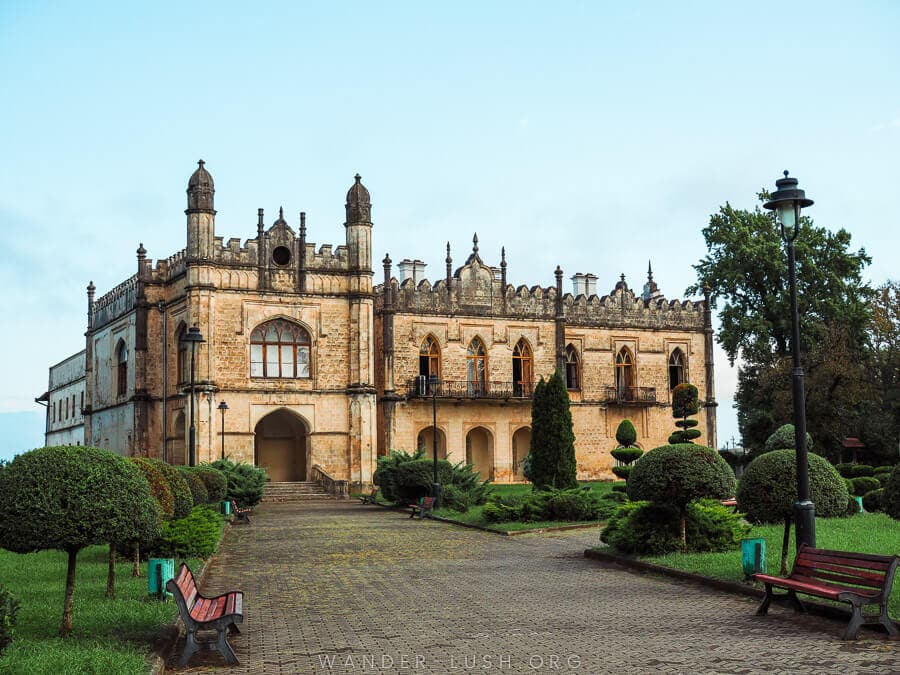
(407, 377), (534, 400)
(602, 385), (658, 405)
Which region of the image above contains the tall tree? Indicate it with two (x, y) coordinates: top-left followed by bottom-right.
(862, 281), (900, 462)
(529, 371), (578, 490)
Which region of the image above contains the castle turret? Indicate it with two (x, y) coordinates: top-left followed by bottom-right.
(186, 159), (216, 260)
(345, 174), (372, 272)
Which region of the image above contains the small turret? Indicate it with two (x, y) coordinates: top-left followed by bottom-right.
(185, 160), (216, 260)
(345, 174), (372, 271)
(186, 159), (215, 214)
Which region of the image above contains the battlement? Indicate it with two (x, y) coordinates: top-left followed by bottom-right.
(92, 274), (138, 327)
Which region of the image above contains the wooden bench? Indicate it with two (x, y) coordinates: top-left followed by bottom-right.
(720, 498), (737, 508)
(166, 563), (244, 666)
(408, 496), (435, 519)
(229, 499), (252, 524)
(359, 487), (379, 504)
(753, 544), (899, 640)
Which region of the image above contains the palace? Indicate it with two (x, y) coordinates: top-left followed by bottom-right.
(38, 162), (717, 488)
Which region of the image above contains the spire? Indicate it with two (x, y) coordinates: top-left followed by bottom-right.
(345, 173), (371, 225)
(647, 260), (653, 281)
(445, 242), (452, 287)
(642, 261), (661, 301)
(186, 159), (215, 213)
(472, 233), (479, 256)
(500, 246), (507, 268)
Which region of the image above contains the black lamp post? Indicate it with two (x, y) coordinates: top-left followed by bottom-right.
(429, 374), (442, 508)
(218, 400), (228, 461)
(763, 171), (816, 549)
(181, 326), (205, 467)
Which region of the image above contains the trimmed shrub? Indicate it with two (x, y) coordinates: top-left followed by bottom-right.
(835, 463), (853, 478)
(615, 420), (637, 447)
(849, 476), (881, 497)
(685, 499), (751, 551)
(145, 458), (194, 518)
(210, 459), (268, 507)
(862, 489), (884, 513)
(602, 490), (627, 503)
(195, 465), (228, 503)
(883, 464), (900, 520)
(130, 458), (175, 519)
(374, 449), (492, 507)
(153, 505), (225, 559)
(177, 467), (209, 505)
(0, 446), (161, 636)
(611, 465), (632, 480)
(737, 449), (850, 523)
(669, 384), (702, 444)
(601, 501), (682, 555)
(440, 484), (471, 513)
(529, 371), (578, 490)
(0, 585), (19, 656)
(542, 488), (601, 521)
(845, 497), (861, 516)
(848, 464), (875, 478)
(611, 483), (628, 493)
(482, 488), (600, 523)
(876, 472), (891, 488)
(874, 465), (894, 476)
(764, 424), (814, 453)
(610, 447), (643, 464)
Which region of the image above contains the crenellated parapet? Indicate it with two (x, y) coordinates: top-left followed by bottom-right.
(93, 274), (138, 327)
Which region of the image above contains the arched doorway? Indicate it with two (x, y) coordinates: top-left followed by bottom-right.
(416, 426), (447, 460)
(170, 411), (186, 465)
(466, 426), (493, 480)
(512, 427), (531, 480)
(254, 409), (308, 482)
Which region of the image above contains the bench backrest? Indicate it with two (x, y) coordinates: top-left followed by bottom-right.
(370, 487), (378, 496)
(169, 563), (199, 612)
(791, 544), (899, 598)
(422, 497), (434, 509)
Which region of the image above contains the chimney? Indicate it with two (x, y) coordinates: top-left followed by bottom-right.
(584, 273), (598, 297)
(398, 259), (428, 285)
(571, 273), (586, 297)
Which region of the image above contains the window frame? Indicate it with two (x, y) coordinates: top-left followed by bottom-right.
(615, 346), (635, 397)
(564, 344), (580, 391)
(466, 337), (488, 394)
(116, 340), (128, 398)
(250, 319), (312, 379)
(668, 348), (686, 390)
(512, 338), (533, 397)
(419, 335), (441, 380)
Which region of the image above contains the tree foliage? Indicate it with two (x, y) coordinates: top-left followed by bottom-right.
(669, 383), (702, 444)
(145, 458), (194, 518)
(528, 371), (577, 491)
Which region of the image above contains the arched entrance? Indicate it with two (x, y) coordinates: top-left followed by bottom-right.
(512, 427), (531, 480)
(254, 409), (308, 482)
(416, 426), (447, 460)
(466, 426), (493, 480)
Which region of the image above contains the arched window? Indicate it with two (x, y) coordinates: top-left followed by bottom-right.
(615, 347), (634, 400)
(250, 319), (311, 378)
(669, 348), (685, 390)
(116, 340), (128, 397)
(565, 344), (580, 390)
(512, 338), (533, 397)
(466, 337), (487, 395)
(176, 323), (188, 384)
(419, 335), (441, 379)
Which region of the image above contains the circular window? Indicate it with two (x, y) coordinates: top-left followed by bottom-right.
(272, 246), (291, 266)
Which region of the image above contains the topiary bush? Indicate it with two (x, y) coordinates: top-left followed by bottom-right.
(883, 464), (900, 520)
(611, 465), (632, 480)
(849, 476), (881, 497)
(152, 505), (226, 559)
(862, 489), (884, 513)
(611, 483), (628, 493)
(195, 465), (228, 503)
(669, 384), (702, 444)
(130, 458), (175, 519)
(210, 458), (268, 507)
(145, 458), (194, 518)
(610, 447), (643, 464)
(177, 466), (210, 505)
(0, 585), (19, 656)
(764, 424), (814, 453)
(0, 446), (161, 636)
(627, 444), (735, 550)
(615, 419), (637, 447)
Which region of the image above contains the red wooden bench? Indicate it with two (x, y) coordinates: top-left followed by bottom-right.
(359, 487), (379, 504)
(166, 563), (244, 665)
(753, 544), (899, 640)
(408, 496), (435, 519)
(229, 499), (252, 524)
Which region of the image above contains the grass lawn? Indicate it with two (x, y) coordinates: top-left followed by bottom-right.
(0, 545), (204, 674)
(640, 513), (900, 617)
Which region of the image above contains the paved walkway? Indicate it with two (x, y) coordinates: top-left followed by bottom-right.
(169, 502), (899, 674)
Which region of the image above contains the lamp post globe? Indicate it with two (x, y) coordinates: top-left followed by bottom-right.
(218, 400), (229, 461)
(763, 171), (816, 549)
(180, 326), (205, 467)
(429, 374), (441, 508)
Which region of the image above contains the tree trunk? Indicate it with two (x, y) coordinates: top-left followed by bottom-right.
(106, 544), (116, 599)
(60, 549), (78, 636)
(781, 516), (792, 576)
(680, 511), (687, 553)
(133, 543), (141, 577)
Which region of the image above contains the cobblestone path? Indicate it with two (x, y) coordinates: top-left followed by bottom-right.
(169, 501), (899, 674)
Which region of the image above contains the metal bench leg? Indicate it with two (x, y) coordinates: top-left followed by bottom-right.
(787, 590), (806, 613)
(228, 620), (241, 634)
(216, 627), (240, 665)
(756, 585), (774, 616)
(879, 605), (898, 638)
(843, 603), (865, 640)
(409, 509), (416, 519)
(178, 629), (201, 666)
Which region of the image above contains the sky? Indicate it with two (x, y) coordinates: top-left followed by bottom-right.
(1, 1), (898, 460)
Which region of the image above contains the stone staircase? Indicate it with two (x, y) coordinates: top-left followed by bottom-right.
(262, 481), (334, 502)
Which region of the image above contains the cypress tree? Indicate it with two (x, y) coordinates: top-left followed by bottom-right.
(529, 370), (577, 490)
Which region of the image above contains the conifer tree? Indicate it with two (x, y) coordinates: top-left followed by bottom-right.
(529, 370), (577, 490)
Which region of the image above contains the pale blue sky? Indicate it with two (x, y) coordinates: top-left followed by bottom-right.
(1, 1), (898, 459)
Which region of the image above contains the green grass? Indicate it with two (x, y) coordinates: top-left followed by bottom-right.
(0, 546), (205, 674)
(638, 513), (900, 616)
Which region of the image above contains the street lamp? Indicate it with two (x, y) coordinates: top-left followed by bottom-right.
(181, 325), (205, 467)
(429, 374), (442, 508)
(763, 170), (815, 549)
(218, 400), (229, 461)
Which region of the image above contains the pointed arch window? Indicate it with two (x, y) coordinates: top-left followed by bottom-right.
(466, 337), (487, 395)
(419, 335), (441, 379)
(250, 319), (311, 378)
(512, 338), (533, 397)
(615, 347), (634, 400)
(116, 340), (128, 397)
(669, 348), (686, 390)
(565, 344), (580, 391)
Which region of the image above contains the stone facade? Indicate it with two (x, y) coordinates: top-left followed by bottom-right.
(40, 162), (716, 486)
(38, 350), (86, 447)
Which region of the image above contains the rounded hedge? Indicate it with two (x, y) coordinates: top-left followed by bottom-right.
(195, 465), (228, 502)
(610, 447), (643, 464)
(178, 467), (210, 505)
(764, 424), (814, 453)
(627, 444), (735, 509)
(862, 489), (884, 513)
(883, 464), (900, 520)
(130, 458), (174, 519)
(611, 465), (632, 480)
(145, 459), (193, 518)
(850, 476), (881, 497)
(615, 419), (637, 447)
(736, 449), (849, 523)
